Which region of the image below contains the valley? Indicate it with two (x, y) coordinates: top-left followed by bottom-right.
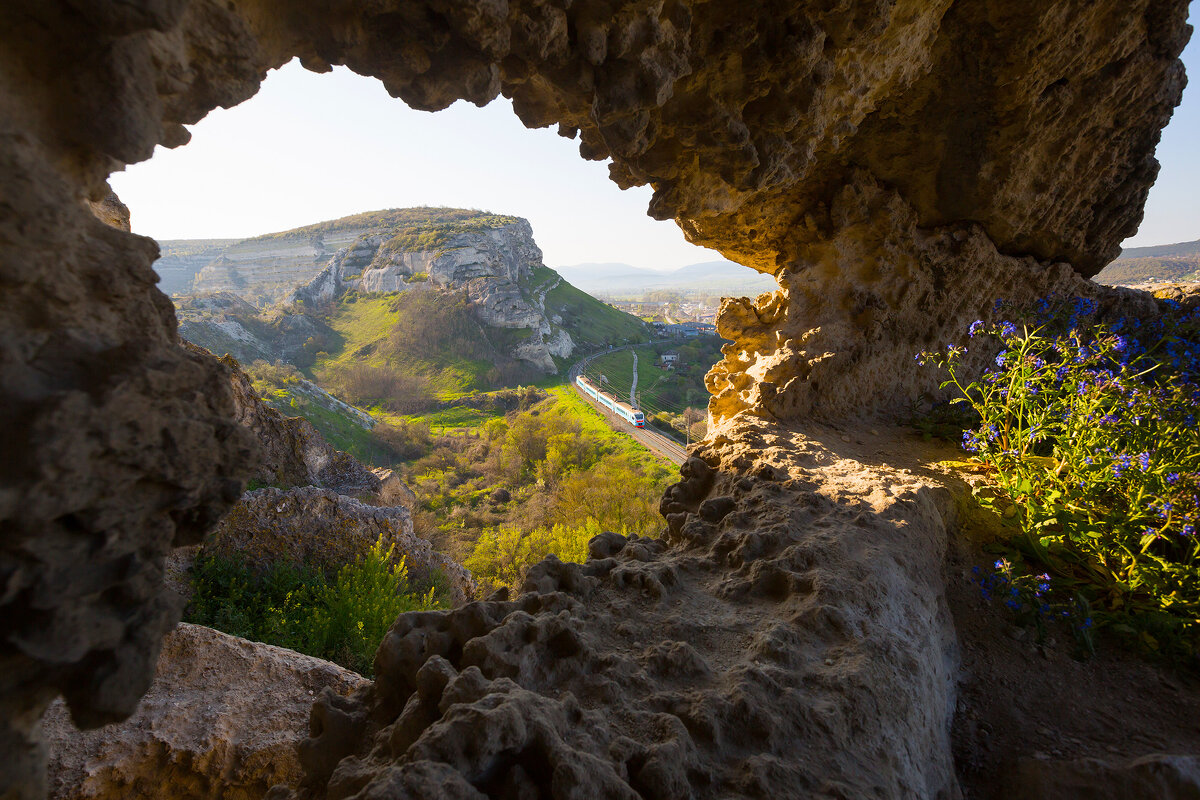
(164, 207), (720, 614)
(1094, 238), (1200, 286)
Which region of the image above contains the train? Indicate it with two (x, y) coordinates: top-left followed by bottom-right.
(575, 375), (645, 428)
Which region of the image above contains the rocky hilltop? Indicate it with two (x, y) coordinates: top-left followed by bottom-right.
(170, 209), (611, 374)
(290, 212), (575, 372)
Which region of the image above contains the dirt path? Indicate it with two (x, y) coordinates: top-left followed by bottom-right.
(630, 350), (638, 406)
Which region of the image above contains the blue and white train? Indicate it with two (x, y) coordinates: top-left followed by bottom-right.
(575, 375), (645, 428)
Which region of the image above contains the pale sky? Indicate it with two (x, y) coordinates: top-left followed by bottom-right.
(112, 24), (1197, 269)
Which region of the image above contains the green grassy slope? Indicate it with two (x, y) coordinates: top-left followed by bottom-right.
(583, 337), (724, 414)
(309, 292), (534, 403)
(534, 266), (650, 349)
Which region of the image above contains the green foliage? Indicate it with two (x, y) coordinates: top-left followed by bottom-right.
(186, 540), (444, 675)
(921, 297), (1200, 656)
(247, 359), (402, 467)
(534, 266), (650, 348)
(464, 520), (600, 593)
(402, 388), (673, 578)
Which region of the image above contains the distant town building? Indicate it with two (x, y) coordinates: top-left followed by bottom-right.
(660, 351), (679, 366)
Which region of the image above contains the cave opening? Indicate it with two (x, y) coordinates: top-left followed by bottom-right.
(3, 2), (1194, 798)
(101, 56), (765, 662)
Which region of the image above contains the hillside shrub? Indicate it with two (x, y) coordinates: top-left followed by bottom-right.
(328, 363), (436, 414)
(921, 296), (1200, 656)
(464, 520), (600, 593)
(186, 540), (443, 675)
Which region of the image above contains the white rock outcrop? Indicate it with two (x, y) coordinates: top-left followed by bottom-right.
(291, 219), (573, 372)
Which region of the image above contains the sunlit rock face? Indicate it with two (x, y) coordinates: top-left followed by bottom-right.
(0, 0), (1188, 797)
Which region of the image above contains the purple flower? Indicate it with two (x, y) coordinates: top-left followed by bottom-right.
(1137, 452), (1151, 471)
(1113, 454), (1132, 478)
(1000, 321), (1017, 338)
(969, 320), (985, 337)
(1166, 473), (1180, 485)
(996, 351), (1008, 367)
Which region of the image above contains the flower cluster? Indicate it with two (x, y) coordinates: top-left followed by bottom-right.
(972, 559), (1095, 653)
(923, 294), (1200, 651)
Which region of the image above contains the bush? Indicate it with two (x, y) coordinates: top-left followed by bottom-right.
(922, 296), (1200, 656)
(186, 539), (444, 675)
(464, 520), (599, 593)
(372, 418), (434, 461)
(329, 363), (436, 413)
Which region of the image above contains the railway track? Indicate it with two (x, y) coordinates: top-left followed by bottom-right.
(569, 344), (688, 467)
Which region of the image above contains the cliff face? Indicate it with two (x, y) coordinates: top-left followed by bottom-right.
(191, 228), (368, 304)
(291, 216), (574, 372)
(176, 211), (578, 373)
(0, 1), (1190, 798)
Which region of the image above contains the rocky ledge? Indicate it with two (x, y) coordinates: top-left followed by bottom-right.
(203, 487), (475, 606)
(43, 623), (368, 800)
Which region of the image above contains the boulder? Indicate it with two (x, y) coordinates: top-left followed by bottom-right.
(43, 623), (367, 800)
(372, 468), (417, 510)
(201, 487), (476, 605)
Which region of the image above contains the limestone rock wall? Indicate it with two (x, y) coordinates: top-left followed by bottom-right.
(705, 175), (1161, 422)
(43, 623), (368, 800)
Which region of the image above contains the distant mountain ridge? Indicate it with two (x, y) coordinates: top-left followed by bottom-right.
(557, 260), (778, 297)
(1117, 239), (1200, 260)
(1095, 238), (1200, 286)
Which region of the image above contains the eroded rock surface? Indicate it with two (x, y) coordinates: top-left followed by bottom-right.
(274, 424), (959, 799)
(215, 344), (382, 497)
(1010, 754), (1200, 800)
(202, 487), (476, 605)
(43, 623), (367, 800)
